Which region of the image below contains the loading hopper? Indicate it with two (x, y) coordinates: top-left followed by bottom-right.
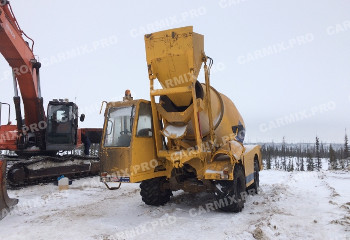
(145, 26), (204, 107)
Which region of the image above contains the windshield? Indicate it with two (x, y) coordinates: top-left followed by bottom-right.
(104, 106), (134, 147)
(47, 105), (73, 134)
(48, 105), (73, 122)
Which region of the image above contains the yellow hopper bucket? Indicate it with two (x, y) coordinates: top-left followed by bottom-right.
(145, 26), (204, 107)
(0, 159), (18, 220)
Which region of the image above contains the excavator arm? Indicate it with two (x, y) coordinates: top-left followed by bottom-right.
(0, 2), (102, 210)
(0, 1), (45, 151)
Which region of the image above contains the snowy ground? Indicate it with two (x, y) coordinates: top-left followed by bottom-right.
(0, 170), (349, 240)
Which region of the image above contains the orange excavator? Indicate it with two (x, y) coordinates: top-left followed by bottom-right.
(0, 1), (101, 217)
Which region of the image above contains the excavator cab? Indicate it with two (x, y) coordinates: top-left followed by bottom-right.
(46, 100), (79, 151)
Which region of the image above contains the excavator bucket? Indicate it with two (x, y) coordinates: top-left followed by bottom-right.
(0, 159), (18, 220)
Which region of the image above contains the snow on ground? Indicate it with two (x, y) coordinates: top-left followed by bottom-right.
(0, 170), (349, 240)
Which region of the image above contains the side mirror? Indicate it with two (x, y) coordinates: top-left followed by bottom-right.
(232, 124), (245, 143)
(80, 114), (85, 122)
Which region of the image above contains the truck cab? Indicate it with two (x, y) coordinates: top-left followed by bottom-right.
(100, 99), (164, 183)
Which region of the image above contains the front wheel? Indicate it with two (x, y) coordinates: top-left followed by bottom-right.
(215, 165), (246, 213)
(140, 177), (172, 206)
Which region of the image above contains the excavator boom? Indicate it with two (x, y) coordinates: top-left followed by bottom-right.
(0, 1), (102, 198)
(0, 1), (44, 129)
(0, 1), (45, 153)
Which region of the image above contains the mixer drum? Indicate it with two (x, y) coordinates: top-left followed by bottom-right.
(162, 83), (246, 144)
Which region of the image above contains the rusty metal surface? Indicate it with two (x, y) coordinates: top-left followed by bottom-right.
(100, 147), (131, 176)
(0, 159), (18, 220)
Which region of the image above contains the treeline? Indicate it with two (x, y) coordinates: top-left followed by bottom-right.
(261, 135), (350, 171)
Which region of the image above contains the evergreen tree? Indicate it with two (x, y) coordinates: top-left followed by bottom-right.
(339, 147), (345, 169)
(344, 131), (349, 168)
(289, 157), (294, 171)
(274, 156), (279, 170)
(329, 144), (336, 170)
(306, 148), (314, 171)
(296, 154), (301, 171)
(300, 156), (305, 171)
(260, 140), (348, 171)
(320, 142), (325, 158)
(315, 136), (322, 171)
(287, 159), (291, 172)
(282, 137), (287, 171)
(266, 146), (272, 170)
(345, 132), (349, 159)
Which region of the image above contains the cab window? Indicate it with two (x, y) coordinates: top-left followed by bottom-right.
(136, 102), (152, 137)
(104, 106), (135, 147)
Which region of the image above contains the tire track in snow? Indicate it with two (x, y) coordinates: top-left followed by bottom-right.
(318, 172), (350, 231)
(241, 171), (349, 240)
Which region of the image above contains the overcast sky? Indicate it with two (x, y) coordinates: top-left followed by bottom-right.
(1, 0), (349, 143)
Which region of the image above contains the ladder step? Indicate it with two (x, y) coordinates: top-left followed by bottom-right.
(150, 86), (192, 96)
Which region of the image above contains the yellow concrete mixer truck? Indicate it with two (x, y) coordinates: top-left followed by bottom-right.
(99, 26), (262, 212)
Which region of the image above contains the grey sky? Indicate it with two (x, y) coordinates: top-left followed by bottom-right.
(1, 0), (349, 143)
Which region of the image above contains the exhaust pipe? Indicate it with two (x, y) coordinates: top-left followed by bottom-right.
(0, 159), (18, 220)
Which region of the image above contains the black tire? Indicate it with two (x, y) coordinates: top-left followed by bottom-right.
(215, 165), (246, 213)
(248, 159), (260, 194)
(140, 177), (172, 206)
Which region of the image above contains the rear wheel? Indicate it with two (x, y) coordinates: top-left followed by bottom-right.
(140, 177), (172, 206)
(215, 165), (246, 213)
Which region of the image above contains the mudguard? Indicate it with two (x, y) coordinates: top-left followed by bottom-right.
(0, 159), (18, 220)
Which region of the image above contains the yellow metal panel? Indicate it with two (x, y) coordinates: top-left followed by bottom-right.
(242, 145), (261, 187)
(156, 103), (194, 123)
(150, 86), (192, 96)
(145, 26), (204, 107)
(204, 160), (234, 180)
(131, 171), (167, 183)
(130, 101), (160, 181)
(100, 100), (161, 183)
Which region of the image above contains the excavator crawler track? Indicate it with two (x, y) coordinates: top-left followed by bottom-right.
(3, 155), (100, 188)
